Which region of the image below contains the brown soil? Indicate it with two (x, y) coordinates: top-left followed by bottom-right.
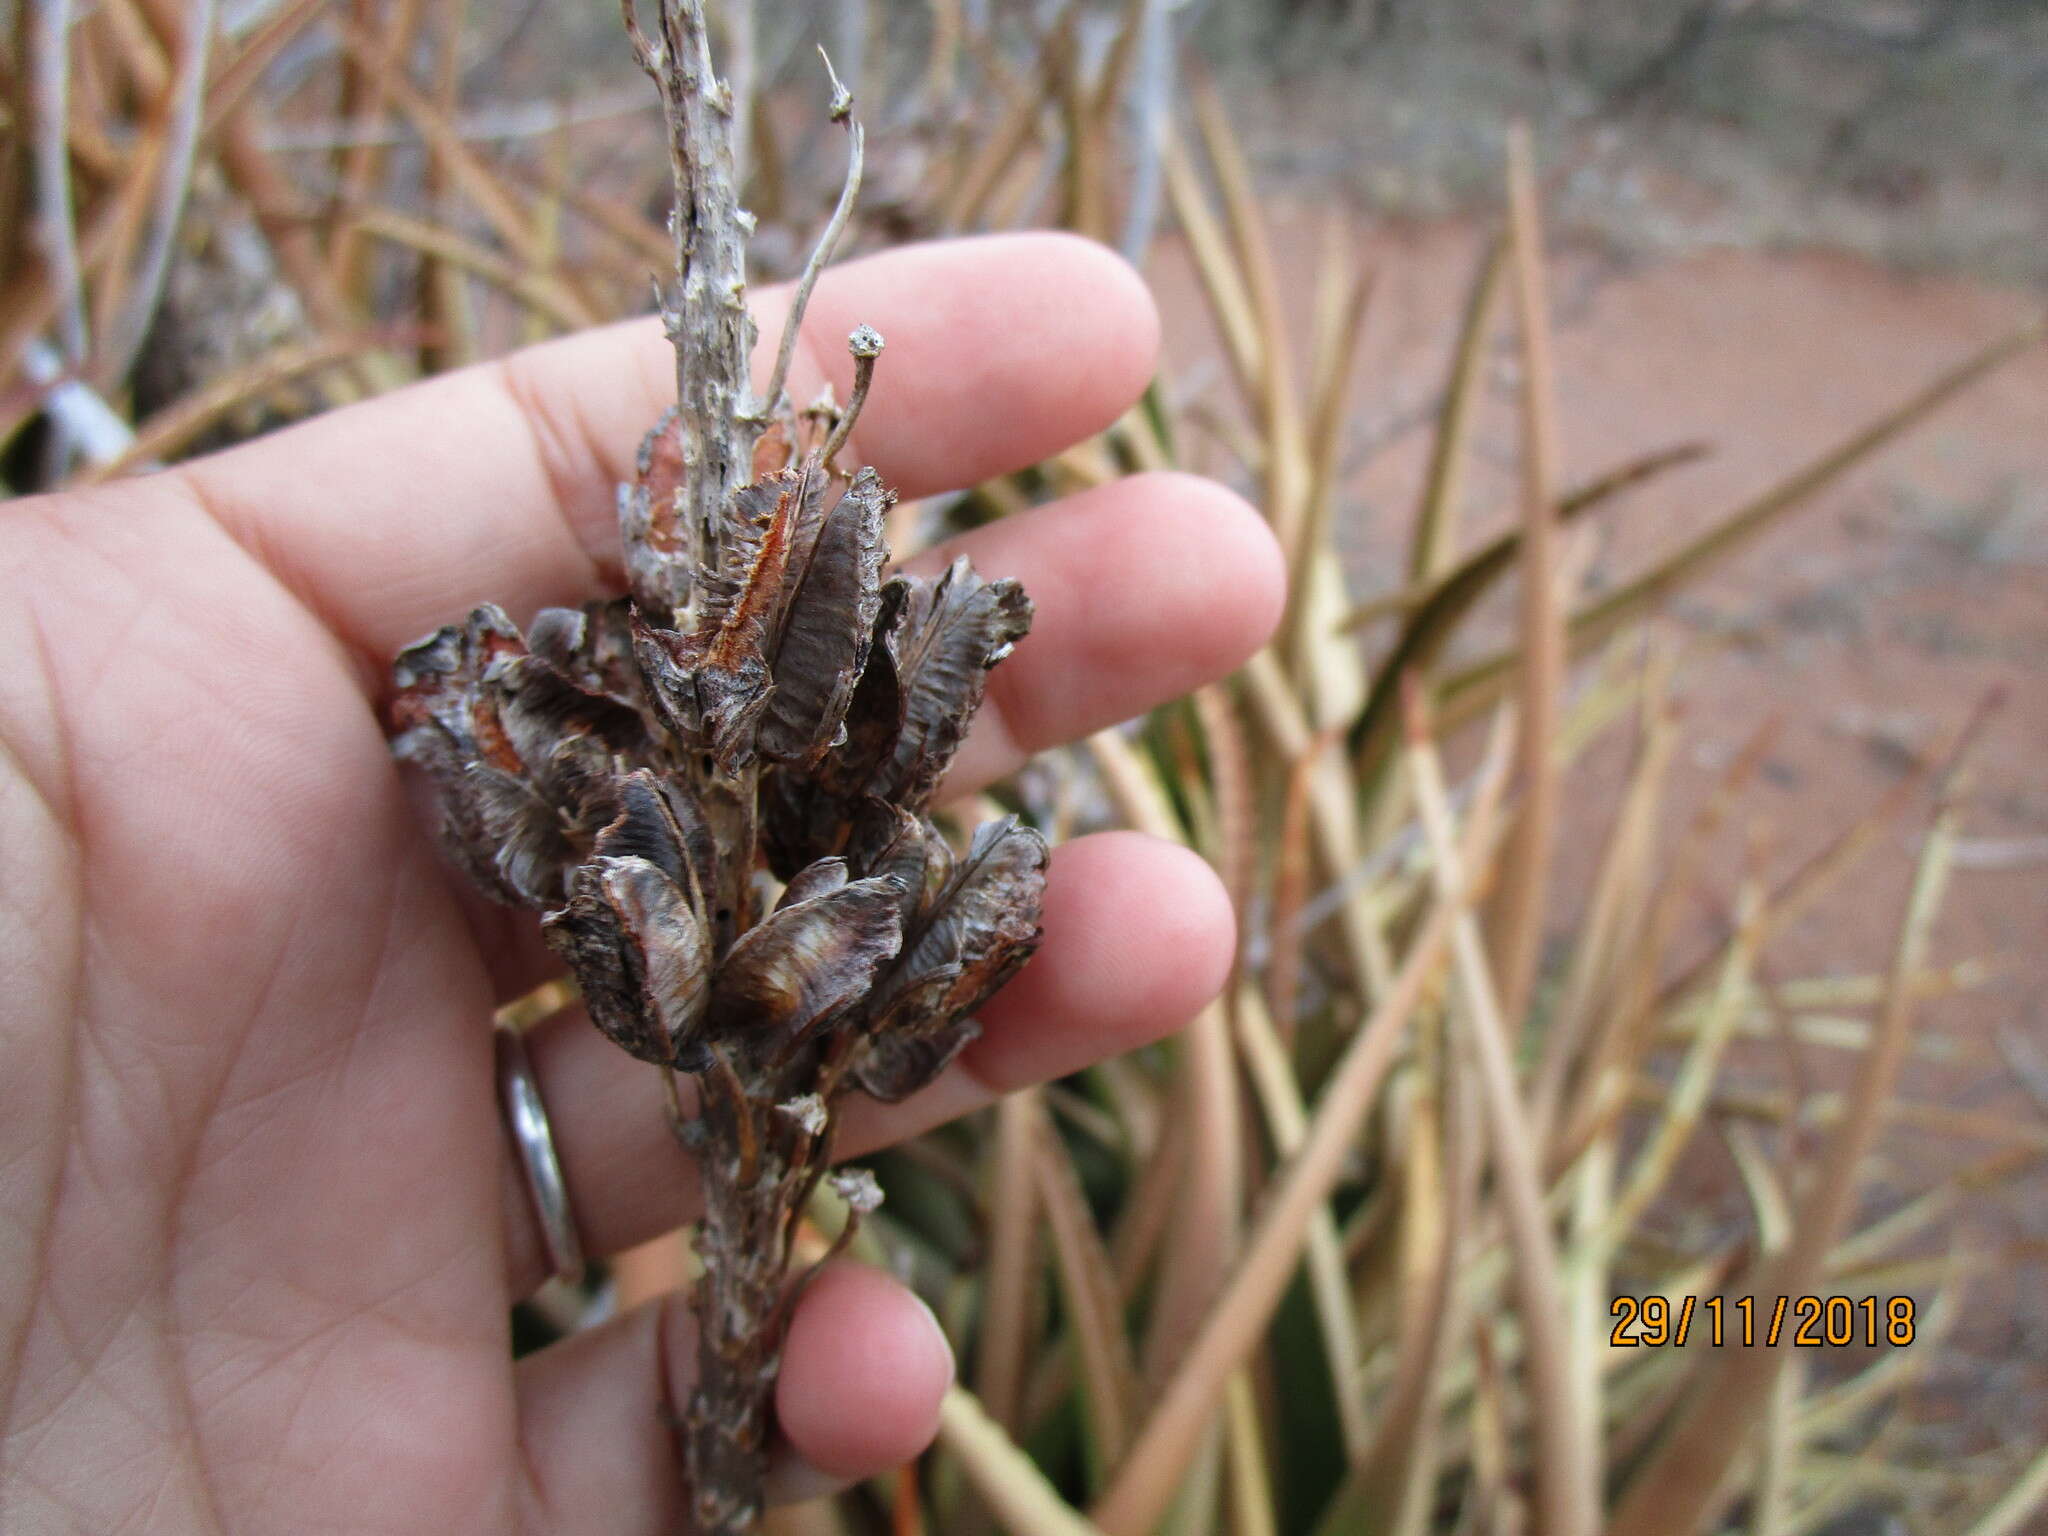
(1146, 206), (2048, 1463)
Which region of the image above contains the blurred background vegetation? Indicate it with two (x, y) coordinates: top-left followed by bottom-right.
(6, 2), (2048, 1534)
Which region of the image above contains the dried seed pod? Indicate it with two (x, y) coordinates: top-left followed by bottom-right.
(526, 598), (657, 725)
(876, 559), (1033, 813)
(392, 606), (649, 907)
(617, 408), (694, 621)
(541, 771), (717, 1068)
(708, 868), (904, 1062)
(633, 458), (892, 774)
(759, 558), (1032, 877)
(753, 467), (891, 767)
(852, 816), (1048, 1102)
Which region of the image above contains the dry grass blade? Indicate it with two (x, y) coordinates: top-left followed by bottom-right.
(1044, 22), (1104, 240)
(1263, 725), (1331, 1037)
(1314, 1018), (1473, 1536)
(938, 7), (1070, 232)
(76, 332), (396, 482)
(1286, 225), (1375, 679)
(1190, 70), (1305, 547)
(1029, 1093), (1140, 1473)
(1140, 996), (1241, 1381)
(201, 0), (330, 132)
(325, 0), (424, 299)
(977, 1090), (1043, 1435)
(1653, 696), (1983, 1018)
(1093, 902), (1458, 1535)
(329, 12), (590, 313)
(1795, 1276), (1959, 1437)
(1597, 879), (1763, 1250)
(27, 0), (88, 403)
(1753, 1347), (1804, 1536)
(1605, 711), (1983, 1536)
(1232, 981), (1371, 1458)
(1344, 441), (1709, 637)
(1086, 730), (1242, 1445)
(212, 108), (385, 377)
(1407, 235), (1506, 585)
(1090, 725), (1509, 1536)
(343, 204), (592, 330)
(505, 153), (672, 271)
(936, 1387), (1108, 1536)
(1343, 441), (1707, 790)
(1551, 716), (1778, 1164)
(1403, 677), (1596, 1536)
(1194, 683), (1255, 936)
(99, 0), (214, 387)
(1110, 1094), (1184, 1300)
(1436, 320), (2044, 723)
(1223, 1372), (1278, 1536)
(1487, 123), (1565, 1035)
(1530, 650), (1676, 1144)
(1159, 124), (1263, 406)
(1962, 1442), (2048, 1536)
(1241, 650), (1395, 1000)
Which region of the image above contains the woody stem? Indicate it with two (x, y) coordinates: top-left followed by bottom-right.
(678, 1071), (791, 1536)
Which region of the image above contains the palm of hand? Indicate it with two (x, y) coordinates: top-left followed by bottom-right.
(0, 236), (1282, 1534)
(6, 476), (519, 1529)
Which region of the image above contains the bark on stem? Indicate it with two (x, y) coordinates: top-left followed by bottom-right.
(624, 0), (755, 622)
(683, 1070), (797, 1536)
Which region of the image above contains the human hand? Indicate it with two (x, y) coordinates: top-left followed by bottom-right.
(0, 234), (1283, 1533)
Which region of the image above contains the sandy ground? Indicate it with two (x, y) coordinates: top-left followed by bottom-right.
(1145, 205), (2048, 1464)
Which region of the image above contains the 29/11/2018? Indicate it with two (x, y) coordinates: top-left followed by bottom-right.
(1610, 1294), (1917, 1347)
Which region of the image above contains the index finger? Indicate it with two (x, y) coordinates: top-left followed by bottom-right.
(172, 233), (1159, 667)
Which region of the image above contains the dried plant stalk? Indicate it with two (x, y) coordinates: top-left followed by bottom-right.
(386, 6), (1046, 1531)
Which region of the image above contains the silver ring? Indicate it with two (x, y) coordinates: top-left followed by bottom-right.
(496, 1025), (585, 1285)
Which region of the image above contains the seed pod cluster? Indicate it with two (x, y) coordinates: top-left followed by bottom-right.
(391, 418), (1046, 1105)
(388, 6), (1041, 1530)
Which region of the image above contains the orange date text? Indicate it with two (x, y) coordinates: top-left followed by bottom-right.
(1609, 1294), (1916, 1348)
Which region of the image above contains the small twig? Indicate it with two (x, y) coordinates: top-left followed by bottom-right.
(819, 324), (881, 471)
(750, 48), (863, 434)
